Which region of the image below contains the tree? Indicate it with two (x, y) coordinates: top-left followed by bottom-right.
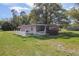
(0, 20), (6, 25)
(29, 3), (67, 34)
(67, 7), (79, 21)
(1, 22), (15, 31)
(29, 9), (38, 24)
(30, 3), (68, 25)
(11, 9), (30, 28)
(20, 11), (30, 25)
(20, 11), (26, 16)
(65, 6), (79, 29)
(11, 9), (20, 28)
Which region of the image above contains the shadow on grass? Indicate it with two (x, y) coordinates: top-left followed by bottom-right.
(14, 31), (79, 40)
(13, 33), (59, 40)
(58, 32), (79, 39)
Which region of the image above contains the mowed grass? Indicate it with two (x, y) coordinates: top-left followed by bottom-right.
(0, 30), (79, 56)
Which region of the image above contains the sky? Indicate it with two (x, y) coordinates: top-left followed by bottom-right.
(0, 3), (74, 19)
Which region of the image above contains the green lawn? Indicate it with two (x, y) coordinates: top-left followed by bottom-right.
(0, 30), (79, 56)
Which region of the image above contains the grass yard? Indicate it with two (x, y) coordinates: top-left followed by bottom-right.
(0, 30), (79, 56)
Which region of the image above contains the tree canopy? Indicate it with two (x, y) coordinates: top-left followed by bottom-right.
(29, 3), (68, 25)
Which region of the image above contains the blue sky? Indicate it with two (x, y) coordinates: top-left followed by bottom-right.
(0, 3), (74, 19)
(0, 3), (33, 19)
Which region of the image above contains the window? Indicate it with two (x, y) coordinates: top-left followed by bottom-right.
(36, 25), (45, 32)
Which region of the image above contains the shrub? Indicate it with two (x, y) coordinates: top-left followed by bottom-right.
(67, 26), (79, 31)
(46, 25), (59, 35)
(1, 22), (15, 31)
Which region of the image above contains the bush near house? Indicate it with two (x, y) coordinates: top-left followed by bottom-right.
(1, 22), (15, 31)
(46, 25), (59, 35)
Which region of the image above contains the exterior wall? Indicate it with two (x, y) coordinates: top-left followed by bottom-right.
(17, 24), (59, 36)
(20, 26), (31, 33)
(18, 25), (46, 36)
(31, 26), (46, 35)
(36, 31), (46, 35)
(32, 26), (37, 34)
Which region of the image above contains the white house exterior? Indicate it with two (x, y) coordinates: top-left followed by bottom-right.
(16, 24), (47, 36)
(16, 24), (59, 36)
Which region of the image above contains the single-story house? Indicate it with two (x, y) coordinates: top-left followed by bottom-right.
(16, 24), (59, 36)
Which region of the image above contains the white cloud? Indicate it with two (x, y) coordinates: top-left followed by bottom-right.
(2, 3), (33, 13)
(2, 3), (34, 8)
(66, 6), (74, 10)
(25, 3), (34, 8)
(10, 6), (31, 13)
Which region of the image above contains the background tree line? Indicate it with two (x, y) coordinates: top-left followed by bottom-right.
(0, 3), (79, 31)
